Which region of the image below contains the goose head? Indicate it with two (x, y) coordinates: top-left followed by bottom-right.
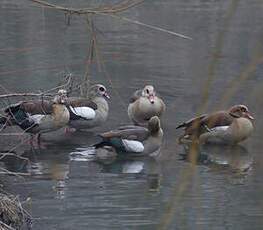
(88, 84), (110, 100)
(142, 85), (156, 104)
(148, 116), (161, 134)
(53, 89), (68, 104)
(228, 105), (254, 120)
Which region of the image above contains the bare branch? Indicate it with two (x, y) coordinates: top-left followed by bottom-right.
(0, 167), (30, 176)
(0, 93), (52, 99)
(103, 13), (193, 40)
(0, 220), (16, 230)
(29, 0), (145, 14)
(29, 0), (192, 40)
(0, 74), (72, 99)
(0, 152), (30, 162)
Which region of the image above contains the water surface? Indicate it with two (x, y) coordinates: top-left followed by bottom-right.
(1, 0), (263, 229)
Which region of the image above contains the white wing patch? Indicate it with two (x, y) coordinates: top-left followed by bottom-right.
(29, 114), (45, 124)
(211, 126), (229, 132)
(70, 106), (96, 120)
(122, 139), (144, 153)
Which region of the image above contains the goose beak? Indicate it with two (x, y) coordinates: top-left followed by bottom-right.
(103, 92), (110, 99)
(246, 111), (254, 120)
(148, 95), (155, 104)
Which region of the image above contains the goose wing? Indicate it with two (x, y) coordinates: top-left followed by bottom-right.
(67, 97), (98, 110)
(68, 106), (96, 120)
(5, 100), (53, 115)
(176, 114), (208, 129)
(101, 126), (150, 142)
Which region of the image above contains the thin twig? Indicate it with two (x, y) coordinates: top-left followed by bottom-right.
(29, 0), (192, 40)
(0, 152), (30, 162)
(102, 13), (193, 40)
(0, 74), (72, 99)
(29, 0), (145, 14)
(42, 74), (72, 94)
(0, 93), (52, 99)
(0, 220), (16, 230)
(0, 167), (30, 177)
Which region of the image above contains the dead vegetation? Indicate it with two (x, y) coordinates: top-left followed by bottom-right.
(0, 192), (32, 230)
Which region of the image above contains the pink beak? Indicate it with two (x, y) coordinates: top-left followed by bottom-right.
(103, 92), (110, 99)
(148, 95), (155, 104)
(246, 112), (254, 120)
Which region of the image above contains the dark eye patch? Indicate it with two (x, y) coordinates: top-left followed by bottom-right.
(146, 89), (149, 94)
(240, 107), (247, 112)
(99, 87), (105, 92)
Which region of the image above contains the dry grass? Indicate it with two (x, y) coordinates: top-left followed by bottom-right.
(0, 193), (32, 230)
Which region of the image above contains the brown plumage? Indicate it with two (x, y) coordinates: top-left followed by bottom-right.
(12, 100), (53, 114)
(1, 90), (70, 135)
(176, 105), (254, 141)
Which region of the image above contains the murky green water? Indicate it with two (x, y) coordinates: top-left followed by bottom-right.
(1, 0), (263, 229)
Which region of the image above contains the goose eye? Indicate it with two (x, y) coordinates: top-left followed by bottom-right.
(240, 107), (247, 112)
(146, 89), (149, 94)
(99, 87), (105, 92)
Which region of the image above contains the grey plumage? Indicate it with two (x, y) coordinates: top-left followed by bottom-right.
(94, 116), (163, 156)
(128, 85), (165, 126)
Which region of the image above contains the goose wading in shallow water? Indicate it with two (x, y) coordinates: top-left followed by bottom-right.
(128, 85), (165, 126)
(0, 89), (70, 142)
(176, 104), (254, 145)
(66, 84), (110, 131)
(93, 116), (163, 156)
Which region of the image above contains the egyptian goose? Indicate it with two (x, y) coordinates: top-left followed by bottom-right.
(176, 105), (254, 144)
(93, 116), (163, 156)
(128, 85), (165, 126)
(66, 84), (109, 130)
(1, 89), (70, 140)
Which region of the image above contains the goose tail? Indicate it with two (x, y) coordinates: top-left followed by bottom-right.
(5, 103), (35, 130)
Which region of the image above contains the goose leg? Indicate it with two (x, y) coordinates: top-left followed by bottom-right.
(36, 133), (47, 149)
(37, 133), (41, 145)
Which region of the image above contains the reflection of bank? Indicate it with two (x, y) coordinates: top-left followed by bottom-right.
(180, 143), (253, 172)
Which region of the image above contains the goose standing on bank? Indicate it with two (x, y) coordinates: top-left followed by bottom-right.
(176, 104), (254, 145)
(93, 116), (163, 156)
(0, 89), (70, 142)
(128, 85), (165, 126)
(66, 84), (110, 130)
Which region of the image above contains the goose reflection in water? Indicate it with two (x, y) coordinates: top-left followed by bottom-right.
(180, 143), (253, 173)
(69, 146), (161, 191)
(101, 157), (161, 192)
